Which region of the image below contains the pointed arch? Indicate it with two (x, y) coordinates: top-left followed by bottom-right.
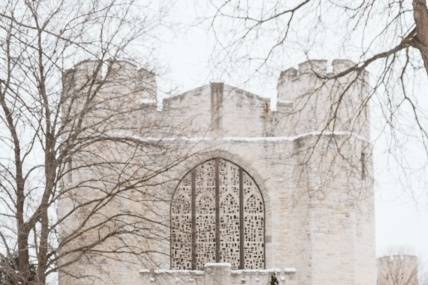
(170, 157), (265, 270)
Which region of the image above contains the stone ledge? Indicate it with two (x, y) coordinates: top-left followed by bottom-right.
(140, 263), (297, 285)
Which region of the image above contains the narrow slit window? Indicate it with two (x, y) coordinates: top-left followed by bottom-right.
(361, 152), (366, 179)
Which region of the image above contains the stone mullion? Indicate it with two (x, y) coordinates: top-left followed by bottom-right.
(191, 170), (196, 269)
(239, 167), (245, 269)
(215, 158), (220, 262)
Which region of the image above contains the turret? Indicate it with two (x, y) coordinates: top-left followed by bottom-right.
(62, 59), (157, 107)
(61, 58), (159, 141)
(276, 60), (375, 285)
(107, 60), (157, 105)
(377, 255), (419, 285)
(277, 59), (370, 139)
(62, 60), (102, 99)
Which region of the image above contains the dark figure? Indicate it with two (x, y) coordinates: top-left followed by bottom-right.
(270, 272), (279, 285)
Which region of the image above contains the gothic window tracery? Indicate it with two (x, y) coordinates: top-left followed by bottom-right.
(171, 158), (265, 270)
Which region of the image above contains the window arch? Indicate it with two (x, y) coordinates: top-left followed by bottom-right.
(170, 158), (265, 270)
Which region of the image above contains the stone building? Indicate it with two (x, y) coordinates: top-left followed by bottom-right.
(58, 59), (376, 285)
(377, 255), (419, 285)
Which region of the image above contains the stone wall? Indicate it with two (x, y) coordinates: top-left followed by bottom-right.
(377, 255), (419, 285)
(140, 263), (297, 285)
(58, 59), (376, 285)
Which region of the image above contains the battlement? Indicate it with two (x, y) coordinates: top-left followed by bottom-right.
(63, 59), (157, 105)
(62, 58), (370, 139)
(278, 59), (356, 83)
(378, 254), (418, 263)
(276, 59), (370, 138)
(277, 59), (364, 103)
(377, 255), (419, 285)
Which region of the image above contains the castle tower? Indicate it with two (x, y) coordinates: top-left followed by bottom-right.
(377, 255), (419, 285)
(275, 59), (375, 285)
(59, 59), (376, 285)
(108, 60), (157, 105)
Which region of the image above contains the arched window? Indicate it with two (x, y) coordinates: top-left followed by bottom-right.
(171, 158), (265, 270)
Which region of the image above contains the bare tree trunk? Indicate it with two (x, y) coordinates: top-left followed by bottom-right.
(413, 0), (428, 75)
(0, 1), (176, 284)
(0, 83), (30, 283)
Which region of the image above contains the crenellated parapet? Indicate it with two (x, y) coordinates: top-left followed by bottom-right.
(107, 60), (157, 105)
(377, 255), (419, 285)
(63, 59), (157, 106)
(62, 60), (102, 108)
(277, 59), (366, 101)
(276, 59), (370, 139)
(62, 58), (370, 139)
(61, 59), (159, 138)
(277, 59), (368, 102)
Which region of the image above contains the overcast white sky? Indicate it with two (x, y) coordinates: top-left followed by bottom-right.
(1, 3), (427, 285)
(150, 0), (428, 264)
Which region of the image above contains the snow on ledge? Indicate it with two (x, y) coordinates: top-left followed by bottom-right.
(106, 130), (370, 144)
(139, 264), (297, 285)
(232, 267), (297, 274)
(204, 262), (231, 267)
(139, 269), (204, 275)
(139, 265), (297, 275)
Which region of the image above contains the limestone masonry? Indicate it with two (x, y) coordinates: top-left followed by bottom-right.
(377, 255), (419, 285)
(59, 59), (376, 285)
